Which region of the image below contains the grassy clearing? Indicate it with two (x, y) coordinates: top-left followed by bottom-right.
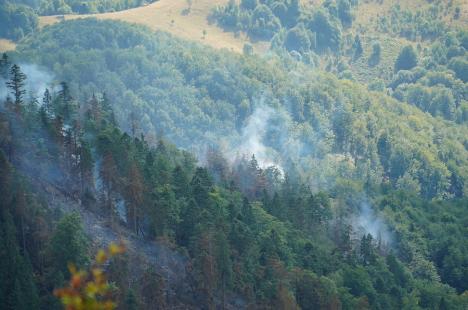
(349, 35), (414, 84)
(0, 39), (16, 52)
(37, 0), (466, 57)
(39, 0), (269, 54)
(351, 0), (467, 31)
(327, 0), (466, 86)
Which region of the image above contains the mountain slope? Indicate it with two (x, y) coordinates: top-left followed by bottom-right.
(1, 65), (467, 308)
(16, 19), (468, 199)
(1, 5), (467, 309)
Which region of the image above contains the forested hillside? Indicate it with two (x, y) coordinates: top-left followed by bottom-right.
(214, 0), (468, 120)
(15, 19), (468, 200)
(1, 53), (467, 309)
(0, 1), (467, 309)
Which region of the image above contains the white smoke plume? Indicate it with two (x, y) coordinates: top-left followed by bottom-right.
(0, 63), (54, 102)
(237, 104), (281, 169)
(21, 64), (54, 100)
(353, 202), (393, 246)
(213, 97), (319, 182)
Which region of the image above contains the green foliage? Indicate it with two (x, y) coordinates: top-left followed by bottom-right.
(377, 192), (468, 293)
(376, 3), (448, 42)
(213, 0), (349, 54)
(15, 19), (468, 201)
(448, 57), (468, 83)
(305, 8), (342, 53)
(250, 4), (281, 39)
(369, 41), (381, 65)
(1, 13), (468, 309)
(0, 2), (38, 41)
(337, 0), (353, 27)
(284, 23), (312, 53)
(295, 271), (341, 309)
(6, 64), (27, 106)
(395, 45), (418, 72)
(48, 213), (90, 277)
(352, 34), (363, 59)
(0, 151), (42, 310)
(0, 201), (40, 310)
(384, 32), (467, 123)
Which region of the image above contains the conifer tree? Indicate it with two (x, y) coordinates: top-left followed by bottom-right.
(395, 45), (418, 72)
(6, 64), (27, 107)
(0, 209), (39, 310)
(42, 88), (52, 114)
(58, 82), (74, 121)
(140, 267), (166, 309)
(353, 34), (363, 59)
(0, 53), (10, 78)
(127, 162), (144, 234)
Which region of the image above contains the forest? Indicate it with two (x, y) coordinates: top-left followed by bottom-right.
(0, 0), (467, 309)
(0, 0), (157, 40)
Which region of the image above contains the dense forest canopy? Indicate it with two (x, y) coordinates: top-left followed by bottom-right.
(1, 56), (467, 308)
(214, 1), (468, 123)
(0, 0), (467, 309)
(13, 19), (468, 201)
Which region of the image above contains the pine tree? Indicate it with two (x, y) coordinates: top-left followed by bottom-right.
(0, 209), (39, 310)
(58, 82), (74, 121)
(172, 165), (189, 198)
(101, 92), (116, 125)
(353, 34), (363, 59)
(42, 88), (52, 114)
(395, 45), (418, 72)
(127, 162), (144, 234)
(78, 140), (94, 193)
(215, 230), (233, 308)
(150, 184), (178, 238)
(89, 93), (101, 123)
(0, 53), (11, 78)
(193, 228), (217, 310)
(140, 267), (166, 310)
(6, 64), (27, 108)
(360, 233), (376, 265)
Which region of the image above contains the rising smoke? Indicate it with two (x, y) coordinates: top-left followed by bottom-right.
(222, 97), (312, 176)
(236, 103), (282, 169)
(0, 63), (54, 102)
(1, 58), (395, 249)
(21, 64), (54, 99)
(353, 202), (394, 246)
(221, 99), (394, 247)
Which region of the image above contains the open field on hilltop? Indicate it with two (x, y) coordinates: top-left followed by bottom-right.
(34, 0), (468, 56)
(303, 0), (467, 31)
(0, 39), (16, 52)
(39, 0), (269, 54)
(349, 34), (413, 83)
(352, 0), (468, 30)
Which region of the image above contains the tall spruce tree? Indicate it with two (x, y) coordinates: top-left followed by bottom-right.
(0, 53), (10, 78)
(6, 64), (27, 107)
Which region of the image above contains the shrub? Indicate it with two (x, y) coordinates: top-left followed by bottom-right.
(395, 45), (418, 72)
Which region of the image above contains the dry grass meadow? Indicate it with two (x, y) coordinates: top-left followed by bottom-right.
(39, 0), (270, 54)
(0, 39), (16, 53)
